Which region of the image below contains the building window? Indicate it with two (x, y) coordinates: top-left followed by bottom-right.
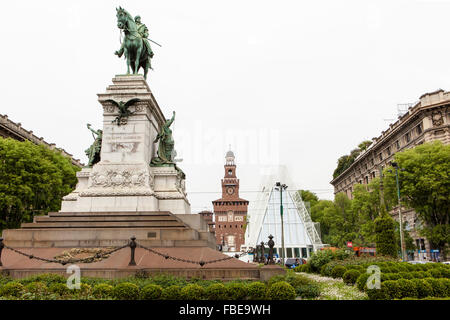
(286, 248), (293, 258)
(386, 146), (391, 156)
(378, 153), (383, 162)
(370, 159), (374, 167)
(395, 140), (400, 150)
(417, 123), (423, 135)
(405, 132), (410, 143)
(235, 216), (244, 222)
(365, 176), (369, 184)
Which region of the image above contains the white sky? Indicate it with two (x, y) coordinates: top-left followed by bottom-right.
(1, 0), (450, 212)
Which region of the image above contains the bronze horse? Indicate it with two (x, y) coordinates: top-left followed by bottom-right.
(115, 7), (151, 79)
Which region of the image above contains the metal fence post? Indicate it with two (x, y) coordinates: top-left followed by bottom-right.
(128, 236), (137, 266)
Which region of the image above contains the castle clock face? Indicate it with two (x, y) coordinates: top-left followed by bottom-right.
(227, 187), (234, 195)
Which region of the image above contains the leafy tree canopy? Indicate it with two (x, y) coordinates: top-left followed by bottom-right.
(333, 140), (372, 179)
(0, 138), (79, 231)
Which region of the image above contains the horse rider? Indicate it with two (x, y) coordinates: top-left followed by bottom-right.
(135, 16), (154, 59)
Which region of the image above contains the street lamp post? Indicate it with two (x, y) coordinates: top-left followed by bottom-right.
(391, 162), (407, 261)
(275, 182), (288, 266)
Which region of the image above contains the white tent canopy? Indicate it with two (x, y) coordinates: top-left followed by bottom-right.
(243, 166), (323, 260)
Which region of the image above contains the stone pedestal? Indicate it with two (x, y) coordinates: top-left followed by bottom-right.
(60, 75), (190, 214)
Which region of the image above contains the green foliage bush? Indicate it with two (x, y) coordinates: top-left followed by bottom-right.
(382, 280), (401, 299)
(410, 279), (433, 299)
(247, 282), (266, 300)
(25, 282), (48, 295)
(330, 265), (347, 279)
(141, 284), (163, 300)
(113, 282), (140, 300)
(19, 273), (66, 286)
(92, 283), (114, 299)
(397, 279), (417, 299)
(429, 269), (442, 278)
(296, 284), (321, 299)
(0, 282), (25, 297)
(205, 283), (227, 300)
(343, 270), (361, 285)
(308, 250), (335, 272)
(356, 273), (370, 291)
(49, 283), (70, 296)
(161, 285), (182, 300)
(226, 282), (248, 300)
(266, 281), (296, 300)
(181, 284), (205, 300)
(374, 213), (397, 257)
(424, 278), (446, 297)
(284, 273), (312, 289)
(398, 272), (413, 279)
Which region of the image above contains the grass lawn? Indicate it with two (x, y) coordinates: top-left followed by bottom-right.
(296, 272), (368, 300)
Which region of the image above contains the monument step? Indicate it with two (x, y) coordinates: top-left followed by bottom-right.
(21, 221), (186, 229)
(48, 211), (173, 217)
(34, 216), (182, 223)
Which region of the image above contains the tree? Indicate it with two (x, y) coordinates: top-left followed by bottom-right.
(0, 138), (79, 231)
(333, 140), (372, 179)
(384, 141), (450, 260)
(374, 211), (397, 257)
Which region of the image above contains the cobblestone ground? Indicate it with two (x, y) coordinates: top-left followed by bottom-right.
(296, 272), (368, 300)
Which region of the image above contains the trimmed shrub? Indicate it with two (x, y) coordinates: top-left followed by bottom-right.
(25, 282), (48, 295)
(49, 283), (71, 296)
(76, 283), (92, 296)
(141, 284), (163, 300)
(410, 279), (433, 299)
(308, 249), (335, 272)
(367, 285), (388, 300)
(439, 268), (450, 278)
(247, 282), (266, 300)
(302, 263), (312, 273)
(92, 283), (114, 299)
(397, 279), (417, 299)
(383, 280), (401, 300)
(19, 274), (66, 286)
(0, 282), (25, 297)
(296, 284), (321, 299)
(266, 281), (296, 300)
(113, 282), (140, 300)
(388, 273), (401, 281)
(399, 272), (413, 279)
(374, 213), (397, 257)
(181, 284), (205, 300)
(285, 273), (312, 289)
(161, 285), (182, 300)
(343, 270), (361, 285)
(440, 278), (450, 296)
(205, 283), (227, 300)
(331, 265), (346, 279)
(429, 269), (442, 278)
(424, 278), (446, 298)
(411, 271), (425, 279)
(356, 273), (370, 291)
(226, 282), (248, 300)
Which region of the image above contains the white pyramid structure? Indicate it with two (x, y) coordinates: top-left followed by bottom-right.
(243, 166), (323, 260)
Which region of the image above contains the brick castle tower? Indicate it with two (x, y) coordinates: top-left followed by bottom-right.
(212, 150), (249, 252)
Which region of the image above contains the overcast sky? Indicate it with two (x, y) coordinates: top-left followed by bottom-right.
(1, 0), (450, 212)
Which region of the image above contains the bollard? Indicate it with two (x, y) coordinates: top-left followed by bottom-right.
(128, 236), (137, 266)
(267, 234), (275, 265)
(0, 238), (4, 267)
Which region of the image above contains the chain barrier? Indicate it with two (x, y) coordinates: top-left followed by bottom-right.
(135, 240), (250, 267)
(0, 237), (251, 268)
(0, 238), (128, 266)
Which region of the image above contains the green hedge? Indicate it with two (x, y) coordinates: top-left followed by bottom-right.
(141, 284), (163, 300)
(247, 282), (266, 300)
(160, 285), (182, 300)
(266, 281), (296, 300)
(112, 282), (140, 300)
(205, 283), (227, 300)
(343, 270), (361, 285)
(330, 265), (347, 279)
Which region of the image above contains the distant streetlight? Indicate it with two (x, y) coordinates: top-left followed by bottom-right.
(390, 162), (407, 261)
(275, 182), (288, 266)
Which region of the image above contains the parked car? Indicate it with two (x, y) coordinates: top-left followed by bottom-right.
(284, 258), (304, 268)
(443, 261), (450, 265)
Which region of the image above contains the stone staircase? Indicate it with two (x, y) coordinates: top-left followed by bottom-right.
(2, 211), (216, 249)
